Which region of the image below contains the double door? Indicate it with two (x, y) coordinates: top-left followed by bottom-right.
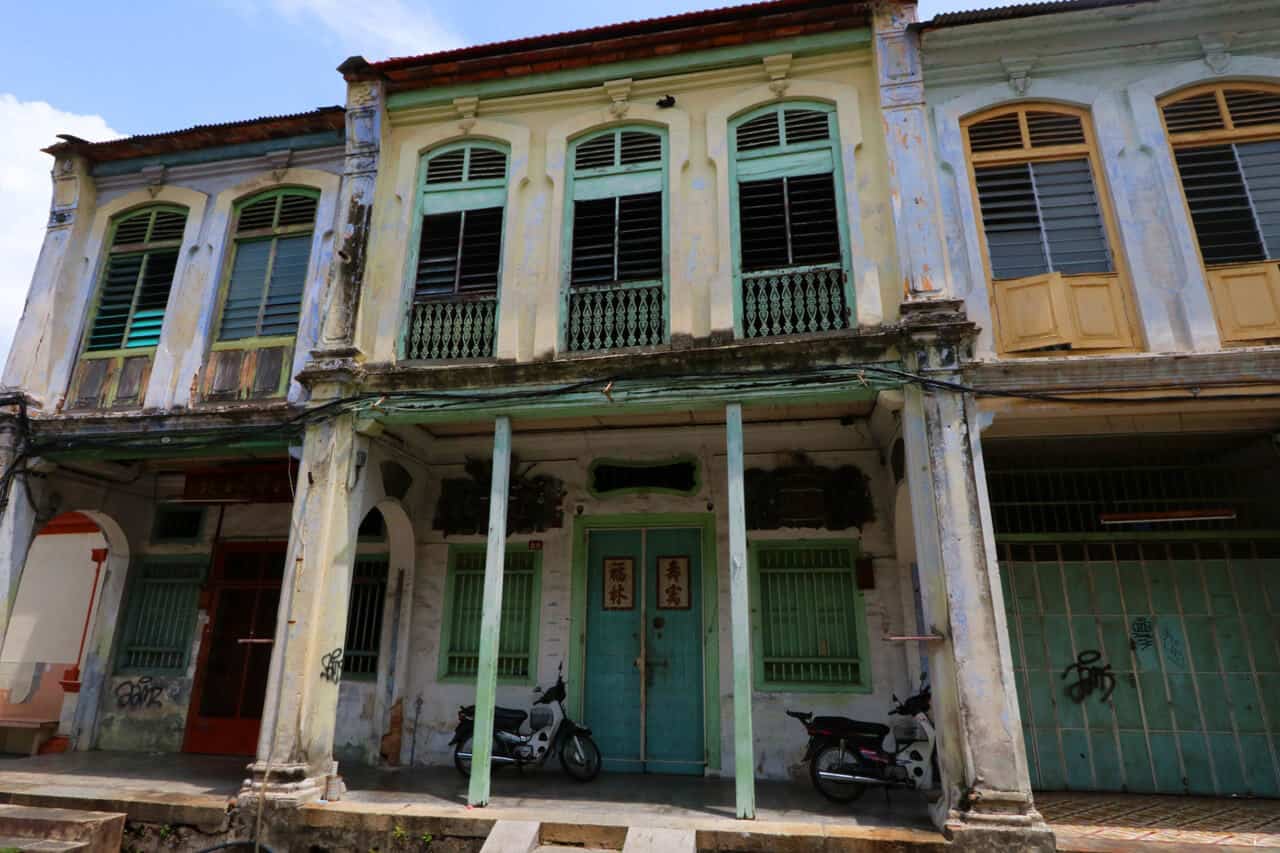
(584, 527), (704, 774)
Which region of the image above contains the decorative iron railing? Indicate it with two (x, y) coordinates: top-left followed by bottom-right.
(405, 295), (497, 360)
(741, 264), (849, 339)
(565, 281), (665, 352)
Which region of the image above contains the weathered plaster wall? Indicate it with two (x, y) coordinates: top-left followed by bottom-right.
(400, 418), (917, 781)
(922, 0), (1280, 359)
(359, 51), (902, 363)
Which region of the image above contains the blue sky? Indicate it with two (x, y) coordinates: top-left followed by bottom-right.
(0, 0), (1012, 368)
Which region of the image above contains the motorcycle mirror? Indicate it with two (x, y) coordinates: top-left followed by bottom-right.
(892, 693), (900, 703)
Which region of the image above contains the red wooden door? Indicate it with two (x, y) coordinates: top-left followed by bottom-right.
(184, 542), (286, 755)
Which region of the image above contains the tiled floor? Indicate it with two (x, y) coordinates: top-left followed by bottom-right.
(1040, 792), (1280, 849)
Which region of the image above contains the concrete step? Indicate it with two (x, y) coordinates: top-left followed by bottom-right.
(535, 848), (613, 853)
(0, 805), (124, 853)
(0, 838), (87, 852)
(481, 820), (541, 853)
(623, 827), (696, 853)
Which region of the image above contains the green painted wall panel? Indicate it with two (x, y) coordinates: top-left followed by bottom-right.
(1148, 732), (1185, 791)
(1035, 728), (1066, 788)
(1091, 731), (1123, 788)
(1117, 731), (1155, 792)
(1180, 732), (1214, 795)
(1209, 732), (1246, 793)
(1240, 734), (1280, 796)
(1061, 730), (1094, 789)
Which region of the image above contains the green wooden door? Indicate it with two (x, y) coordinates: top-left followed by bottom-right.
(583, 527), (704, 774)
(1001, 540), (1280, 796)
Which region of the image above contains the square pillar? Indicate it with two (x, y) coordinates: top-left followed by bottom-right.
(725, 403), (755, 819)
(468, 415), (513, 807)
(241, 412), (372, 806)
(900, 303), (1054, 852)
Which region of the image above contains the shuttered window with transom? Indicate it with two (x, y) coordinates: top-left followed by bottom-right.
(116, 557), (206, 674)
(730, 104), (850, 338)
(1160, 85), (1280, 343)
(405, 144), (508, 360)
(87, 206), (187, 352)
(440, 547), (540, 683)
(963, 105), (1135, 353)
(563, 127), (667, 352)
(750, 541), (869, 691)
(218, 189), (318, 341)
(343, 555), (389, 680)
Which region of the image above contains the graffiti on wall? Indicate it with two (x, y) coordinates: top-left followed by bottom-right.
(115, 677), (164, 710)
(320, 648), (344, 683)
(1061, 650), (1116, 703)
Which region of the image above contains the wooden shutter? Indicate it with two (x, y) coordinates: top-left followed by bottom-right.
(738, 174), (840, 272)
(117, 559), (204, 673)
(259, 234), (309, 337)
(414, 207), (504, 299)
(88, 207), (187, 351)
(218, 191), (316, 341)
(570, 192), (662, 286)
(219, 240), (272, 340)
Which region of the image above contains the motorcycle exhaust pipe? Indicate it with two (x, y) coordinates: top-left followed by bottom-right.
(816, 770), (889, 786)
(455, 752), (517, 764)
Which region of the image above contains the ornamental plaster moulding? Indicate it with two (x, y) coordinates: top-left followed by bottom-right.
(1199, 33), (1233, 74)
(603, 78), (633, 117)
(763, 53), (793, 97)
(265, 149), (293, 182)
(453, 96), (479, 133)
(141, 164), (168, 198)
(1001, 57), (1036, 96)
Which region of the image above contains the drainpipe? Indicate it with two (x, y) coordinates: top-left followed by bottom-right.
(58, 547), (108, 693)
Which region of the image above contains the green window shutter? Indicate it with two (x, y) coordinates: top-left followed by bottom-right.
(414, 207), (505, 299)
(217, 189), (318, 342)
(116, 558), (205, 674)
(87, 207), (187, 352)
(343, 555), (389, 680)
(442, 548), (540, 682)
(754, 542), (867, 689)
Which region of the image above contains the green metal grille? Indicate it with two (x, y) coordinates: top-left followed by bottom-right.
(565, 281), (664, 351)
(1003, 540), (1280, 796)
(343, 556), (388, 679)
(405, 295), (497, 360)
(445, 550), (538, 679)
(757, 544), (862, 685)
(117, 559), (204, 673)
(741, 264), (848, 339)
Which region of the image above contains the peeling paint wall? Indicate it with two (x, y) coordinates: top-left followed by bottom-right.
(401, 418), (916, 781)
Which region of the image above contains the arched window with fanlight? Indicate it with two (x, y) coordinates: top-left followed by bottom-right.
(68, 205), (188, 409)
(963, 103), (1138, 354)
(562, 126), (668, 352)
(404, 142), (508, 360)
(1161, 83), (1280, 343)
(729, 102), (852, 339)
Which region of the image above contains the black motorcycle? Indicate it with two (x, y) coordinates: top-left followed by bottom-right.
(450, 669), (602, 782)
(787, 679), (937, 803)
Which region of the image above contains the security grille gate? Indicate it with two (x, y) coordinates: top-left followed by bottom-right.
(989, 443), (1280, 796)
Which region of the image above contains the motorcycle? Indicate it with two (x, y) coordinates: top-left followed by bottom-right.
(786, 677), (936, 803)
(450, 667), (602, 782)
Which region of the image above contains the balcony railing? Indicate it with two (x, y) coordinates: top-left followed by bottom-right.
(741, 263), (849, 339)
(565, 281), (665, 352)
(405, 295), (498, 360)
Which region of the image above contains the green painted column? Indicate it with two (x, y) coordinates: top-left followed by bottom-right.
(467, 415), (512, 807)
(725, 402), (756, 819)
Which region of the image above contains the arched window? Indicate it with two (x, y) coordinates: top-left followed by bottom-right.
(217, 188), (318, 341)
(963, 104), (1135, 353)
(87, 206), (187, 351)
(563, 126), (667, 352)
(1161, 84), (1280, 342)
(729, 103), (851, 338)
(405, 143), (508, 360)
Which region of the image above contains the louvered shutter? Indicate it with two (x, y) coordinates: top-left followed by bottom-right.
(218, 191), (317, 340)
(569, 192), (662, 286)
(1174, 146), (1265, 266)
(413, 208), (504, 299)
(738, 175), (841, 272)
(87, 254), (144, 351)
(87, 207), (186, 352)
(219, 240), (272, 341)
(458, 207), (504, 293)
(125, 250), (179, 348)
(415, 212), (464, 298)
(570, 198), (618, 285)
(260, 235), (310, 337)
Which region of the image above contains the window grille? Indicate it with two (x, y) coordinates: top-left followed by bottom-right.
(343, 556), (388, 679)
(88, 207), (187, 351)
(441, 549), (539, 681)
(731, 104), (849, 337)
(116, 558), (204, 673)
(406, 144), (508, 360)
(753, 542), (866, 688)
(564, 127), (667, 352)
(218, 190), (318, 341)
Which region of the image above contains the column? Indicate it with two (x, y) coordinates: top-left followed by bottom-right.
(242, 412), (371, 806)
(725, 403), (755, 819)
(0, 410), (44, 646)
(468, 416), (512, 807)
(900, 305), (1054, 852)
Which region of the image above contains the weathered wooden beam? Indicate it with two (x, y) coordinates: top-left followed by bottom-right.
(725, 402), (755, 819)
(467, 415), (512, 807)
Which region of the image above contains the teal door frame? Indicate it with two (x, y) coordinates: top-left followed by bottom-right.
(569, 512), (721, 774)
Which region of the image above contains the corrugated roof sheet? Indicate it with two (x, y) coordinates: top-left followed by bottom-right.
(920, 0), (1157, 29)
(45, 106), (345, 163)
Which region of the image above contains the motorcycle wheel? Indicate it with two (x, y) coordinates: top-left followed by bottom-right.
(559, 732), (602, 782)
(810, 743), (867, 803)
(453, 737), (473, 777)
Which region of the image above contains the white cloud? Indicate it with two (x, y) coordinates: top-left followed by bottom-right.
(0, 95), (120, 372)
(266, 0), (462, 59)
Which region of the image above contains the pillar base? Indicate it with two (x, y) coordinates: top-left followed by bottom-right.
(238, 760), (330, 809)
(943, 788), (1056, 852)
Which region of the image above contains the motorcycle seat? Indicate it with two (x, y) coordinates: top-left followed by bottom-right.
(812, 715), (889, 740)
(460, 705), (528, 732)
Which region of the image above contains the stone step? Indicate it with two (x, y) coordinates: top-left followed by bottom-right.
(622, 827), (696, 853)
(0, 805), (124, 853)
(0, 838), (87, 852)
(535, 848), (613, 853)
(480, 820), (541, 853)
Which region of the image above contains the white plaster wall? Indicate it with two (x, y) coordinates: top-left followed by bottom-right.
(402, 419), (917, 781)
(1, 530), (105, 665)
